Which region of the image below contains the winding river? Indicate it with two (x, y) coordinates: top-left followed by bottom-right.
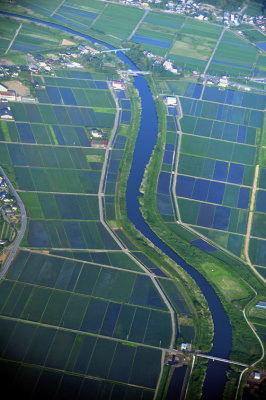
(1, 11), (232, 398)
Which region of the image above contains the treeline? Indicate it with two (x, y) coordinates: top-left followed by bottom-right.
(125, 42), (183, 77)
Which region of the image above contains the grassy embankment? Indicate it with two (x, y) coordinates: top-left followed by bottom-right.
(139, 74), (265, 368)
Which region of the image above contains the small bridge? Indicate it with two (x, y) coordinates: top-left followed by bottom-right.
(100, 48), (130, 54)
(197, 353), (249, 368)
(119, 69), (151, 75)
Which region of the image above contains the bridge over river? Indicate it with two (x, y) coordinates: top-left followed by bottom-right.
(197, 353), (249, 368)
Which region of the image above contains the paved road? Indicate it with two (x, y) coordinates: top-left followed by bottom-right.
(0, 167), (27, 279)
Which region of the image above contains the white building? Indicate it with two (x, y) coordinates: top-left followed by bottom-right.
(112, 81), (123, 90)
(165, 96), (177, 106)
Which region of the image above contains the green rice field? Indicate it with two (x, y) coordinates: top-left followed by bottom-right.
(0, 68), (174, 396)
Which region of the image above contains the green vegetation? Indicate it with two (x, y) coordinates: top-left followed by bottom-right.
(187, 358), (208, 400)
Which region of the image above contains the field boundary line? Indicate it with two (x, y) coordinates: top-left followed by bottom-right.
(128, 8), (149, 41)
(165, 16), (187, 59)
(5, 23), (22, 55)
(244, 164), (266, 283)
(0, 314), (170, 352)
(50, 0), (65, 17)
(202, 25), (228, 84)
(89, 2), (108, 29)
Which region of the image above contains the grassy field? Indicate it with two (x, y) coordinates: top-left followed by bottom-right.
(90, 4), (144, 45)
(208, 31), (259, 76)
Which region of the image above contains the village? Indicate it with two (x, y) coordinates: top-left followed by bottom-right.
(124, 0), (266, 30)
(0, 173), (20, 248)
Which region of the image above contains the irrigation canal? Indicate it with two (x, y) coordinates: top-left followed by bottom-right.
(1, 11), (233, 399)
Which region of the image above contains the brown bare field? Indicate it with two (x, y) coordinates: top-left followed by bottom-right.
(61, 39), (76, 46)
(2, 80), (30, 96)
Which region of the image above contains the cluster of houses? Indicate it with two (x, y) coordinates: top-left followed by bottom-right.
(124, 0), (266, 30)
(206, 76), (229, 88)
(0, 176), (18, 220)
(0, 178), (18, 245)
(163, 59), (179, 74)
(0, 64), (20, 80)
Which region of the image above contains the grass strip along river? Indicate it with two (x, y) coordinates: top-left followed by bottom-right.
(0, 11), (232, 399)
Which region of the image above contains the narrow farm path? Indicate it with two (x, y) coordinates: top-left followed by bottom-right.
(128, 8), (149, 41)
(5, 23), (22, 55)
(50, 0), (66, 17)
(203, 25), (228, 75)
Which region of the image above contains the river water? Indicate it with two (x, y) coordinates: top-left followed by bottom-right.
(1, 11), (232, 398)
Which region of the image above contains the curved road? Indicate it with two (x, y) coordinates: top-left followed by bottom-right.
(0, 167), (27, 279)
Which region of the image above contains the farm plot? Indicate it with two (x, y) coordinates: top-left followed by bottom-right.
(3, 252), (171, 347)
(0, 17), (21, 55)
(0, 220), (15, 242)
(203, 86), (266, 111)
(207, 31), (258, 76)
(168, 19), (222, 71)
(165, 92), (265, 258)
(143, 11), (185, 31)
(0, 315), (162, 391)
(132, 25), (175, 56)
(26, 220), (120, 249)
(18, 0), (62, 15)
(179, 97), (264, 128)
(54, 4), (99, 31)
(90, 4), (144, 45)
(49, 250), (144, 272)
(10, 103), (115, 128)
(253, 55), (266, 79)
(0, 65), (175, 395)
(10, 22), (63, 53)
(37, 86), (115, 109)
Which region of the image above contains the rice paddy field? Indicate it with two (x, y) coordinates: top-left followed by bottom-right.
(207, 31), (259, 77)
(156, 81), (266, 277)
(2, 0), (263, 77)
(0, 68), (178, 397)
